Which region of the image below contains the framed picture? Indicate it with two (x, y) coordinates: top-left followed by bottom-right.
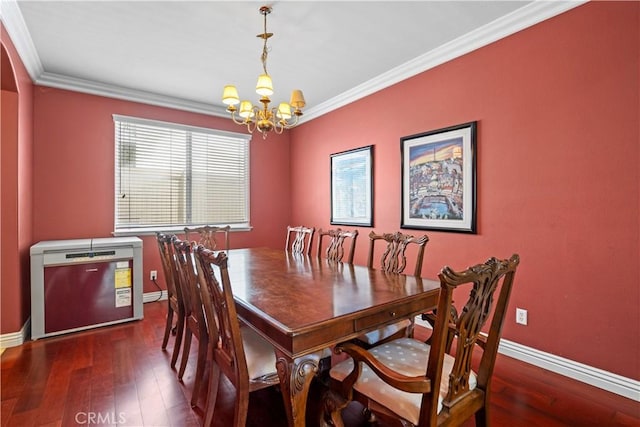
(331, 145), (373, 226)
(401, 122), (477, 233)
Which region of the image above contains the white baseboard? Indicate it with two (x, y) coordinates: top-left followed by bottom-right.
(414, 317), (638, 401)
(143, 290), (167, 303)
(0, 317), (30, 349)
(0, 292), (164, 349)
(498, 339), (640, 402)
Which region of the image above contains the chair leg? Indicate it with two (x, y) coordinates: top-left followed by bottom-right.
(322, 389), (348, 427)
(178, 328), (192, 380)
(203, 363), (221, 427)
(190, 335), (208, 408)
(162, 306), (174, 350)
(234, 388), (249, 427)
(475, 404), (490, 427)
(317, 356), (332, 384)
(170, 313), (184, 368)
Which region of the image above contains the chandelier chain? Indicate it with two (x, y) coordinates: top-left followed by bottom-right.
(260, 9), (270, 75)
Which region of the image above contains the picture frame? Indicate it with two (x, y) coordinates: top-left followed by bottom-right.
(330, 145), (373, 227)
(401, 122), (477, 233)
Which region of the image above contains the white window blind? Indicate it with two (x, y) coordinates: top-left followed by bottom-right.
(114, 115), (250, 232)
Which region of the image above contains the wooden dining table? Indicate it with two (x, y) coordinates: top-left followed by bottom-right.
(224, 247), (440, 427)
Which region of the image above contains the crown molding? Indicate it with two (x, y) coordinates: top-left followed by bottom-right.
(3, 0), (586, 121)
(301, 0), (587, 123)
(0, 0), (43, 80)
(37, 71), (229, 117)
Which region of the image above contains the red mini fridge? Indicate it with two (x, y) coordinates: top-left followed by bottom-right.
(30, 237), (143, 339)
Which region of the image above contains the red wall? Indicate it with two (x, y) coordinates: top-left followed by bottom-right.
(31, 89), (292, 294)
(1, 24), (34, 334)
(290, 2), (639, 379)
(1, 1), (638, 382)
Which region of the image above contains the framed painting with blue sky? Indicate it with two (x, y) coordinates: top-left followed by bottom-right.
(401, 122), (477, 233)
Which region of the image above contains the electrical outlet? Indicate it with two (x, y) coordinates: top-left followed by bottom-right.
(150, 270), (157, 281)
(516, 308), (528, 325)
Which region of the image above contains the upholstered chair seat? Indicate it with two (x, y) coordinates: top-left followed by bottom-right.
(330, 337), (477, 425)
(240, 326), (279, 383)
(357, 319), (414, 346)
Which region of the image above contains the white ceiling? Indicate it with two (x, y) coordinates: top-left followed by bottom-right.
(2, 1), (584, 123)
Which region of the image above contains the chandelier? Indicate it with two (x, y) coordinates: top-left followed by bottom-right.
(222, 5), (306, 139)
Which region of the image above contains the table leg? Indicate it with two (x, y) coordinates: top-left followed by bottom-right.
(275, 349), (322, 427)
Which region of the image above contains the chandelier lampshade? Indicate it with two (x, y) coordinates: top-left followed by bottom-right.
(222, 85), (240, 106)
(255, 74), (274, 97)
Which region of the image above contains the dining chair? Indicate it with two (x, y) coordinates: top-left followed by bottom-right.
(193, 245), (280, 427)
(285, 225), (315, 256)
(316, 228), (359, 263)
(156, 233), (185, 369)
(367, 230), (428, 276)
(184, 225), (231, 252)
(172, 237), (209, 408)
(324, 254), (520, 427)
(355, 230), (429, 347)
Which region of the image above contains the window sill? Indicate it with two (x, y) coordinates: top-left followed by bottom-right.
(113, 224), (253, 237)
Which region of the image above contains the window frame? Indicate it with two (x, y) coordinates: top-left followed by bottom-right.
(113, 114), (252, 236)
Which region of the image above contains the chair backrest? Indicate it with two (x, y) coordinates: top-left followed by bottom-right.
(367, 230), (428, 276)
(316, 228), (359, 263)
(171, 237), (204, 328)
(156, 233), (181, 304)
(184, 225), (231, 251)
(285, 225), (315, 256)
(419, 254), (520, 425)
(329, 254), (520, 427)
(193, 245), (248, 389)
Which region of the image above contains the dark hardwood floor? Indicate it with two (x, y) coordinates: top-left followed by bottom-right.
(2, 301), (638, 426)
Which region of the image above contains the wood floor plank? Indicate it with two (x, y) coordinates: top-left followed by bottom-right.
(1, 301), (637, 427)
(0, 398), (17, 427)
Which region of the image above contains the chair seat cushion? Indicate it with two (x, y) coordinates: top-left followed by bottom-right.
(241, 326), (332, 382)
(241, 326), (278, 381)
(330, 337), (477, 426)
(357, 318), (412, 345)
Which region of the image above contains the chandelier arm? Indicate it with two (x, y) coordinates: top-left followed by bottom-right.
(271, 108), (285, 133)
(246, 119), (256, 134)
(283, 113), (300, 129)
(229, 111), (247, 126)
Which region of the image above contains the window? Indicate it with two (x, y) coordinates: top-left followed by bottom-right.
(114, 115), (250, 233)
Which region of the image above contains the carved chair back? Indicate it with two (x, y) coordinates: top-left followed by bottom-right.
(194, 245), (279, 426)
(367, 230), (429, 276)
(285, 225), (315, 256)
(316, 228), (359, 263)
(156, 233), (185, 367)
(184, 225), (231, 252)
(193, 247), (243, 387)
(328, 254), (520, 427)
(172, 237), (209, 406)
(156, 233), (181, 314)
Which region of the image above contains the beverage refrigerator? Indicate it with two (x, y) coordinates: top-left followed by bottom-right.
(30, 237), (143, 340)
